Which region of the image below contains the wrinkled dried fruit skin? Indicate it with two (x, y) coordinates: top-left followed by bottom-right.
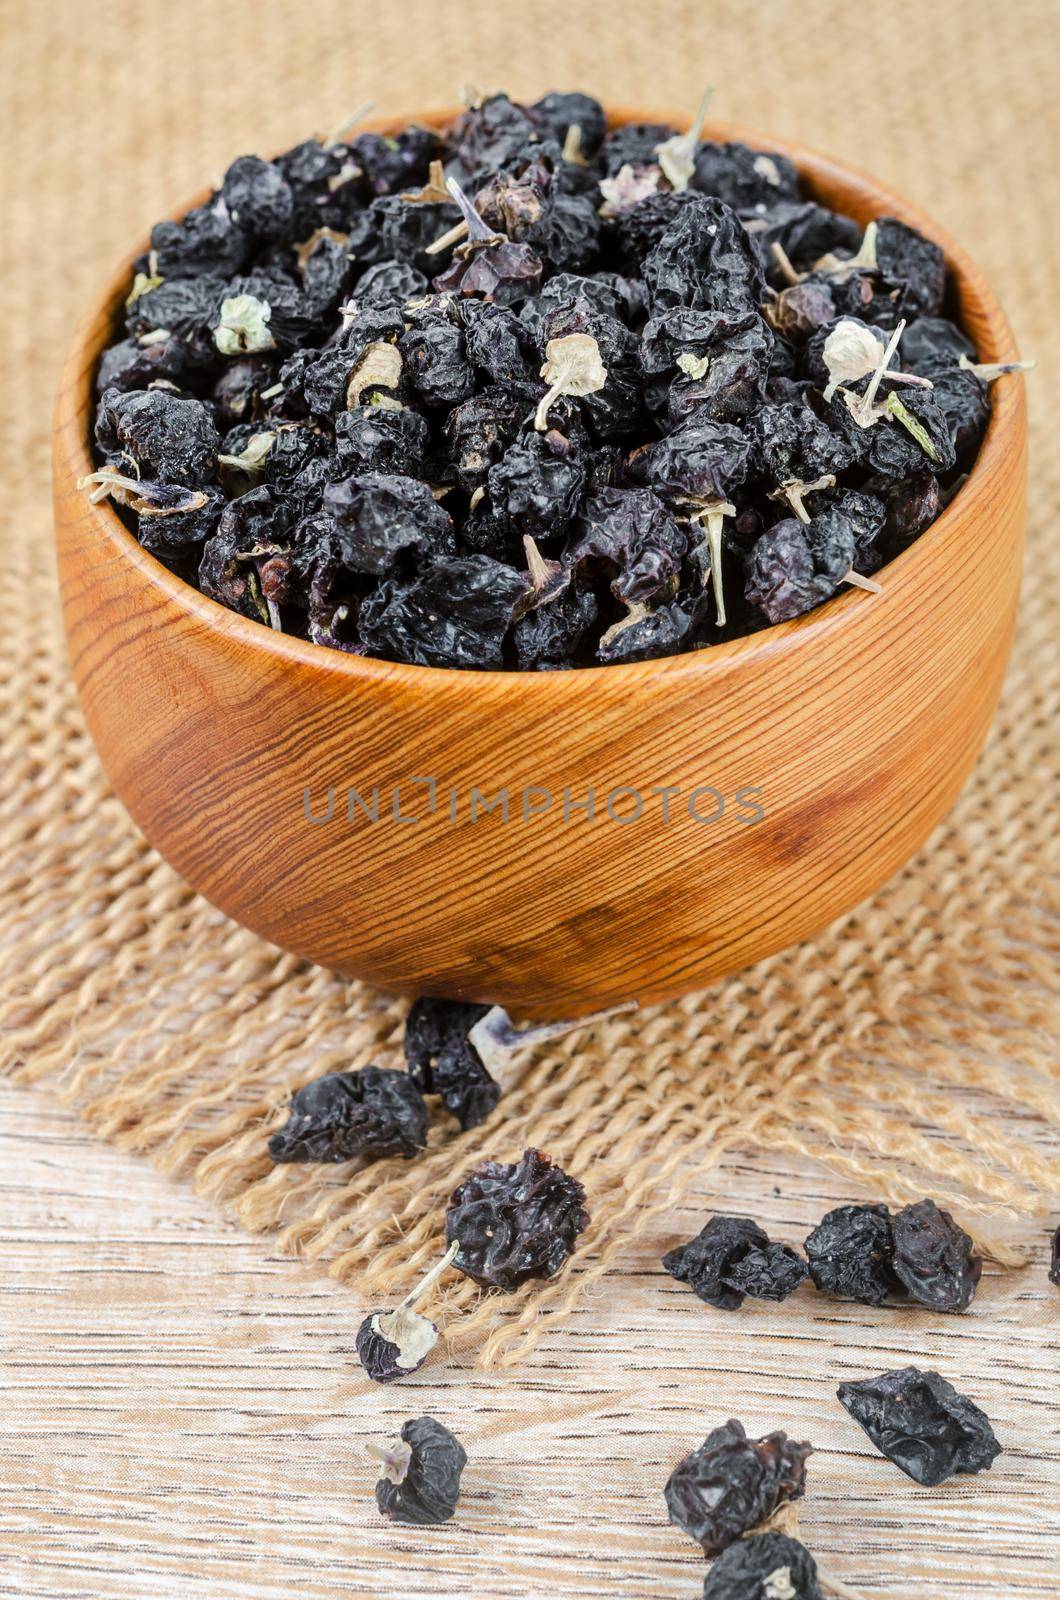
(875, 216), (947, 317)
(597, 598), (695, 664)
(360, 554), (530, 668)
(665, 1420), (812, 1554)
(569, 487), (687, 603)
(514, 583), (598, 668)
(838, 1366), (1001, 1485)
(323, 472), (454, 575)
(804, 1203), (899, 1305)
(268, 1066), (428, 1163)
(745, 513), (855, 623)
(640, 307), (773, 423)
(643, 195), (765, 315)
(375, 1417), (466, 1524)
(890, 1198), (981, 1312)
(445, 1147), (589, 1290)
(93, 92), (995, 665)
(333, 405), (430, 478)
(488, 429), (589, 539)
(702, 1532), (822, 1600)
(725, 1241), (809, 1301)
(691, 141), (799, 210)
(96, 387), (220, 486)
(663, 1216), (806, 1310)
(404, 998), (499, 1130)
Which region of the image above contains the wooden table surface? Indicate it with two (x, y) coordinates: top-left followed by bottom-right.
(1, 1079), (1057, 1600)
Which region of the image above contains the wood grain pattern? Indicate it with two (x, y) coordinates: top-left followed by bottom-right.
(52, 112), (1029, 1016)
(2, 1083), (1056, 1600)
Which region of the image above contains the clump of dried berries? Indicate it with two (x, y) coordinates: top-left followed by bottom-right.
(702, 1532), (823, 1600)
(89, 90), (1015, 667)
(370, 1416), (467, 1524)
(803, 1197), (980, 1311)
(837, 1366), (1001, 1485)
(268, 1065), (428, 1162)
(665, 1419), (812, 1554)
(445, 1147), (589, 1290)
(663, 1216), (808, 1310)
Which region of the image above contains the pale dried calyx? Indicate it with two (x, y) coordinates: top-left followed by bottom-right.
(76, 468), (211, 518)
(819, 316), (928, 406)
(367, 1437), (413, 1486)
(294, 227), (349, 272)
(534, 334), (607, 431)
(562, 123), (588, 166)
(598, 163), (661, 217)
(815, 219), (878, 278)
(346, 342), (403, 408)
(676, 351), (710, 381)
(768, 473), (836, 524)
(764, 1568), (796, 1600)
(830, 318), (931, 427)
(597, 601), (651, 650)
(426, 175), (504, 258)
(126, 269), (163, 308)
(654, 86), (714, 192)
(516, 534), (570, 615)
(468, 1002), (636, 1092)
(686, 498), (735, 626)
(400, 160), (451, 205)
(365, 1239), (460, 1373)
(217, 430), (276, 474)
(214, 293), (276, 355)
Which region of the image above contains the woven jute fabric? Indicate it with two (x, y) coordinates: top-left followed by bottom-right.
(2, 0), (1057, 1370)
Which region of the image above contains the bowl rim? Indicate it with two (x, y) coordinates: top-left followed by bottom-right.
(56, 104), (1027, 691)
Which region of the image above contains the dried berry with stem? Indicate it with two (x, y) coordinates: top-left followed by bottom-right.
(355, 1240), (459, 1384)
(445, 1147), (589, 1291)
(837, 1366), (1001, 1485)
(406, 998), (630, 1130)
(702, 1532), (823, 1600)
(268, 1065), (428, 1163)
(533, 333), (607, 431)
(665, 1419), (812, 1555)
(370, 1416), (467, 1524)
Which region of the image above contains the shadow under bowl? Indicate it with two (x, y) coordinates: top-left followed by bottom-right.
(53, 109), (1028, 1017)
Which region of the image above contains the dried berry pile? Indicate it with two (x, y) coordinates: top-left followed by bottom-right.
(86, 90), (1008, 668)
(663, 1198), (982, 1313)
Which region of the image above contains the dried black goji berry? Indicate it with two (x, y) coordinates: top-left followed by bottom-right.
(804, 1203), (899, 1306)
(702, 1532), (823, 1600)
(371, 1416), (466, 1524)
(268, 1065), (428, 1162)
(890, 1198), (981, 1312)
(838, 1366), (1001, 1485)
(663, 1216), (807, 1310)
(665, 1419), (812, 1554)
(445, 1147), (589, 1290)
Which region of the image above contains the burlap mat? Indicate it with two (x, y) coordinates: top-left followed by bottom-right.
(3, 0), (1057, 1369)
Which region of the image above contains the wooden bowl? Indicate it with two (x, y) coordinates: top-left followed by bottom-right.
(53, 109), (1028, 1017)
